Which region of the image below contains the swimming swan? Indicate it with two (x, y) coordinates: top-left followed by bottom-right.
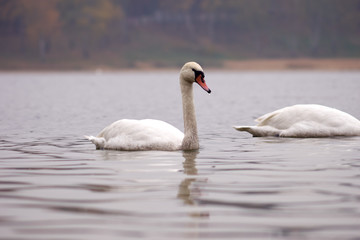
(234, 104), (360, 137)
(85, 62), (211, 151)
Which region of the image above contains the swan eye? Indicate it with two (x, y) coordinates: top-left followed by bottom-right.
(192, 69), (205, 83)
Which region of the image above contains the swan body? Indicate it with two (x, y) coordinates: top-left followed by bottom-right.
(86, 119), (184, 151)
(234, 104), (360, 137)
(86, 62), (211, 151)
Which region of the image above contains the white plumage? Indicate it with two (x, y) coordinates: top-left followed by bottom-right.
(85, 62), (211, 151)
(234, 104), (360, 137)
(86, 119), (184, 151)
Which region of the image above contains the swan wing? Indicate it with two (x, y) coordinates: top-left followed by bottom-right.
(90, 119), (184, 151)
(257, 104), (360, 127)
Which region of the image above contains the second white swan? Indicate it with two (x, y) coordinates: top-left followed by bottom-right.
(86, 62), (211, 151)
(234, 104), (360, 137)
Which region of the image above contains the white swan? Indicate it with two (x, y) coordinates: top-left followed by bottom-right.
(234, 104), (360, 137)
(85, 62), (211, 151)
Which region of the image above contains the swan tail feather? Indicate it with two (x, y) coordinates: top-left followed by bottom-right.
(233, 126), (252, 131)
(233, 126), (258, 136)
(84, 135), (105, 149)
(233, 126), (281, 137)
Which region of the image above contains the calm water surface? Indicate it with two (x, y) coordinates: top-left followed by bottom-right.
(0, 71), (359, 240)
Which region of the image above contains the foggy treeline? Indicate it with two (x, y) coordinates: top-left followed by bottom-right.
(0, 0), (359, 68)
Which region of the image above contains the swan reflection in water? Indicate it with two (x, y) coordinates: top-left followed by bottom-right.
(91, 148), (210, 217)
(177, 150), (210, 218)
(177, 150), (199, 205)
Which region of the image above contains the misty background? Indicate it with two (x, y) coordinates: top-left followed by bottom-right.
(0, 0), (359, 70)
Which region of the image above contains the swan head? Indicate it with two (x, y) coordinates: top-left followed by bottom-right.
(180, 62), (211, 93)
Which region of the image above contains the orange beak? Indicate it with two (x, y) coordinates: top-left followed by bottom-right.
(195, 74), (211, 93)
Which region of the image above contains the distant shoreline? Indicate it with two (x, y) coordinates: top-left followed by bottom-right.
(221, 58), (360, 71)
(0, 58), (359, 72)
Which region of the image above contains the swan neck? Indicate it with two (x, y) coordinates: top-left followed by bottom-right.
(180, 81), (199, 150)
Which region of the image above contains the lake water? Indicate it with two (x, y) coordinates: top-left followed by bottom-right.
(0, 70), (360, 240)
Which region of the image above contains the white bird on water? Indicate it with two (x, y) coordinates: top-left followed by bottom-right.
(85, 62), (211, 151)
(234, 104), (360, 137)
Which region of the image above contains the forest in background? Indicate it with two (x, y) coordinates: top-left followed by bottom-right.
(0, 0), (359, 70)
